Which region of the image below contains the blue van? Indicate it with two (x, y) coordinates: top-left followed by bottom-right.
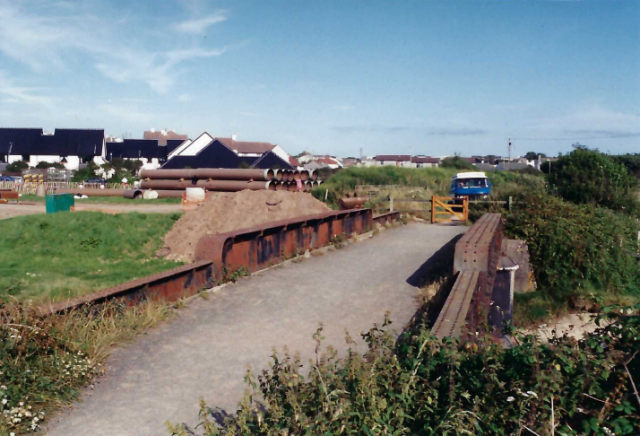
(450, 172), (491, 199)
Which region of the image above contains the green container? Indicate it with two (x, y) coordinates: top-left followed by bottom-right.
(45, 193), (75, 214)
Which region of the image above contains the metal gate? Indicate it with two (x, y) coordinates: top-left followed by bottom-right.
(431, 196), (468, 223)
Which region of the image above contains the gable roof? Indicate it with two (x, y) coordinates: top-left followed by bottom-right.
(166, 139), (187, 155)
(249, 150), (294, 170)
(411, 156), (440, 164)
(143, 130), (188, 146)
(107, 139), (165, 160)
(375, 154), (411, 162)
(0, 128), (104, 156)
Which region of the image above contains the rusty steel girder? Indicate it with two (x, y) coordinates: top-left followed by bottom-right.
(373, 211), (399, 226)
(432, 270), (480, 340)
(194, 209), (374, 282)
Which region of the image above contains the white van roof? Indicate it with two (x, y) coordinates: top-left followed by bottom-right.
(453, 172), (487, 179)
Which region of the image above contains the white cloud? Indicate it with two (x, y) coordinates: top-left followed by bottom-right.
(178, 94), (191, 102)
(0, 70), (54, 108)
(0, 1), (232, 94)
(174, 11), (228, 35)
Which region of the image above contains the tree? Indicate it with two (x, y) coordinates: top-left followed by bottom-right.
(6, 160), (29, 173)
(547, 147), (640, 212)
(524, 151), (546, 161)
(440, 156), (475, 170)
(35, 161), (65, 169)
(612, 154), (640, 179)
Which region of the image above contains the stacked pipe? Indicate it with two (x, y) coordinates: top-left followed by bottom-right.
(136, 168), (321, 197)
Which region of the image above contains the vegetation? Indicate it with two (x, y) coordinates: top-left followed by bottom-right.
(0, 299), (173, 434)
(612, 153), (640, 179)
(5, 161), (29, 173)
(170, 305), (640, 436)
(524, 151), (546, 161)
(546, 147), (639, 213)
(440, 155), (476, 170)
(0, 212), (181, 302)
(71, 162), (99, 182)
(35, 161), (65, 170)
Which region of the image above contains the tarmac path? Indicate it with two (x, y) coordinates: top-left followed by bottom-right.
(46, 223), (466, 436)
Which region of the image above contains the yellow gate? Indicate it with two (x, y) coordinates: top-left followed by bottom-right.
(431, 196), (468, 224)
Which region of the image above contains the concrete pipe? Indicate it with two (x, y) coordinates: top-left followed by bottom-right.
(302, 181), (312, 192)
(139, 168), (276, 181)
(308, 170), (318, 181)
(140, 179), (275, 191)
(274, 182), (287, 191)
(273, 169), (283, 181)
(123, 189), (143, 199)
(299, 170), (310, 181)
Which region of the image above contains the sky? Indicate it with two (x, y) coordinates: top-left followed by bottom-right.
(0, 0), (638, 158)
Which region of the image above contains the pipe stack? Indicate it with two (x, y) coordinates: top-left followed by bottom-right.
(137, 168), (322, 197)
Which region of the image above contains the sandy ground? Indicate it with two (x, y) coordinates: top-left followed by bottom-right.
(523, 312), (602, 341)
(0, 202), (182, 220)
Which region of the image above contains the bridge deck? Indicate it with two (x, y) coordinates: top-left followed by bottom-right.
(46, 223), (466, 436)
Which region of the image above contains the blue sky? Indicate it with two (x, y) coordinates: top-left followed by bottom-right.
(0, 0), (638, 158)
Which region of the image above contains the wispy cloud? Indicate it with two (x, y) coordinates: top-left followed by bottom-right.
(240, 111), (261, 117)
(334, 124), (408, 134)
(178, 94), (191, 103)
(0, 1), (233, 94)
(426, 128), (486, 136)
(563, 129), (640, 139)
(98, 103), (152, 123)
(0, 70), (54, 108)
(334, 105), (355, 111)
(174, 11), (228, 35)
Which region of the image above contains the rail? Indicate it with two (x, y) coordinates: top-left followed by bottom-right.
(39, 208), (399, 315)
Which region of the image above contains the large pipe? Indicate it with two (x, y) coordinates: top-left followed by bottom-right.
(273, 169), (283, 181)
(139, 168), (275, 181)
(299, 170), (310, 181)
(58, 188), (126, 197)
(308, 170), (318, 181)
(274, 182), (287, 191)
(140, 179), (275, 191)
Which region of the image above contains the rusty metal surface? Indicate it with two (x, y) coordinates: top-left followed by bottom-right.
(140, 168), (275, 181)
(38, 260), (213, 316)
(0, 191), (19, 200)
(195, 209), (374, 280)
(373, 211), (400, 226)
(433, 270), (480, 339)
(339, 197), (369, 210)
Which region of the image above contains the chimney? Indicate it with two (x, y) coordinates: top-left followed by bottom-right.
(232, 133), (237, 141)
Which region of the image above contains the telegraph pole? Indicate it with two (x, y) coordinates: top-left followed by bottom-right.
(507, 138), (512, 171)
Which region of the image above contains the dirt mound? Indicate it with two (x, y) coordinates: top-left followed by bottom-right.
(161, 190), (332, 262)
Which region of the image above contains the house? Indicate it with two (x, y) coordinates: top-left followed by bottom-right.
(0, 128), (106, 170)
(374, 155), (412, 167)
(162, 132), (295, 170)
(410, 156), (440, 168)
(143, 129), (188, 146)
(299, 155), (343, 170)
(106, 139), (167, 170)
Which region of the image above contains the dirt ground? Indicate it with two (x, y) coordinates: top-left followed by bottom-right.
(0, 202), (182, 220)
(162, 190), (332, 262)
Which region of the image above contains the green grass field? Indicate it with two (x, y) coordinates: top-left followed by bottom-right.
(18, 194), (182, 204)
(0, 212), (182, 302)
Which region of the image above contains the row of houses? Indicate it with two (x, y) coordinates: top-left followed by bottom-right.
(0, 128), (297, 173)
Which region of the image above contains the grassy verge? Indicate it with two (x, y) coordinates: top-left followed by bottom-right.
(0, 212), (182, 302)
(0, 300), (175, 434)
(18, 194), (181, 204)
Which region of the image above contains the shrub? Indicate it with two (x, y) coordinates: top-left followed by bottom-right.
(505, 194), (640, 304)
(5, 161), (29, 173)
(440, 156), (475, 170)
(35, 161), (65, 170)
(612, 153), (640, 179)
(171, 307), (640, 436)
(546, 148), (640, 213)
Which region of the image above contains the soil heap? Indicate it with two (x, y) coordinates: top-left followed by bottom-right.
(160, 190), (332, 262)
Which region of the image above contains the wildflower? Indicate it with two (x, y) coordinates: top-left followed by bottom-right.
(10, 432), (15, 436)
(526, 391), (538, 398)
(507, 396), (515, 402)
(1, 399), (7, 405)
(1, 385), (6, 390)
(18, 402), (23, 407)
(577, 407), (583, 413)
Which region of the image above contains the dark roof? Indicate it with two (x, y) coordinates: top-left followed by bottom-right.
(250, 150), (294, 170)
(166, 139), (186, 155)
(411, 156), (440, 164)
(106, 139), (165, 160)
(143, 130), (188, 146)
(0, 128), (104, 156)
(374, 155), (411, 162)
(0, 128), (44, 154)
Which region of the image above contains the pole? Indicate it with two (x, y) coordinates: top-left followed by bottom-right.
(389, 194), (394, 212)
(507, 138), (511, 171)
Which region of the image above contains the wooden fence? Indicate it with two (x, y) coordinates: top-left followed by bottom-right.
(370, 195), (515, 214)
(0, 182), (126, 195)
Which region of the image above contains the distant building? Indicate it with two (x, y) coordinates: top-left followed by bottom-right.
(143, 129), (188, 146)
(162, 133), (295, 170)
(299, 155), (343, 170)
(411, 156), (440, 168)
(0, 128), (106, 171)
(106, 139), (167, 170)
(374, 155), (412, 167)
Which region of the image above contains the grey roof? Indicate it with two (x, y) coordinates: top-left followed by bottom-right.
(0, 128), (104, 156)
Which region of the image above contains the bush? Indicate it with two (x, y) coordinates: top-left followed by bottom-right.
(440, 156), (475, 170)
(5, 161), (29, 173)
(35, 161), (65, 170)
(171, 307), (640, 436)
(612, 154), (640, 180)
(547, 148), (640, 213)
(505, 194), (640, 304)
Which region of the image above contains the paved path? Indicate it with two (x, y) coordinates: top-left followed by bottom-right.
(46, 223), (465, 436)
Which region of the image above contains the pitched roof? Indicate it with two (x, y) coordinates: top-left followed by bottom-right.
(217, 138), (276, 154)
(0, 128), (104, 156)
(374, 155), (411, 162)
(107, 139), (165, 160)
(143, 130), (188, 146)
(166, 139), (187, 155)
(289, 156), (300, 167)
(411, 156), (440, 164)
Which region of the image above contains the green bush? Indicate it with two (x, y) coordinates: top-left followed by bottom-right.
(440, 156), (476, 170)
(5, 161), (29, 173)
(171, 307), (640, 436)
(612, 153), (640, 179)
(505, 195), (640, 304)
(547, 148), (640, 213)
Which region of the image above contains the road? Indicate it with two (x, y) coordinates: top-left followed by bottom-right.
(45, 223), (466, 436)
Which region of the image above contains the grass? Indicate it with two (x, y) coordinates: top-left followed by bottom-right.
(0, 211), (182, 302)
(18, 194), (182, 204)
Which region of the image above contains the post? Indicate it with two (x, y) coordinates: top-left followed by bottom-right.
(324, 189), (328, 201)
(431, 196), (435, 223)
(389, 194), (394, 212)
(508, 196), (513, 211)
(463, 197), (469, 222)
